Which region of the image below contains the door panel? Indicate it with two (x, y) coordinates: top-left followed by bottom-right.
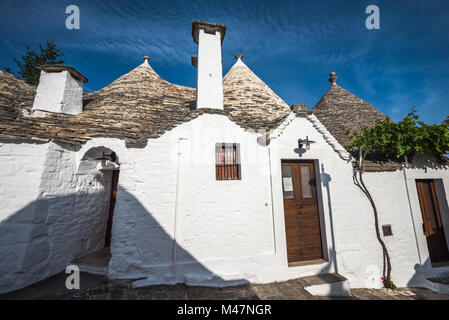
(416, 179), (449, 264)
(282, 161), (323, 263)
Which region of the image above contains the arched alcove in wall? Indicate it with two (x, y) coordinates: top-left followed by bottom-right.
(71, 146), (120, 272)
(78, 146), (120, 174)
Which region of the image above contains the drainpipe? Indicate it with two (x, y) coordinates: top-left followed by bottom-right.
(359, 147), (363, 170)
(172, 137), (188, 279)
(402, 156), (423, 265)
(268, 144), (277, 254)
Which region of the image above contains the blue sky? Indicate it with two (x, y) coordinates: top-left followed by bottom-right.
(1, 0), (448, 124)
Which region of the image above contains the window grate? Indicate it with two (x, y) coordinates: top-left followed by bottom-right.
(215, 143), (241, 180)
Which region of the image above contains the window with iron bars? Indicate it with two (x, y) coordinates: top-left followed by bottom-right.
(215, 143), (241, 180)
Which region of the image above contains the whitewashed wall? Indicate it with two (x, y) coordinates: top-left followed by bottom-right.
(401, 156), (449, 285)
(0, 142), (48, 292)
(76, 114), (344, 287)
(266, 114), (449, 289)
(1, 113), (449, 293)
(0, 142), (112, 293)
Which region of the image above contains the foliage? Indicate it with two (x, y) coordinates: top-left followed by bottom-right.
(11, 39), (65, 86)
(349, 110), (449, 160)
(389, 280), (397, 291)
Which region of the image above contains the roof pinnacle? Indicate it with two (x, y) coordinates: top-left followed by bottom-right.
(329, 72), (337, 85)
(143, 55), (150, 63)
(235, 54), (244, 60)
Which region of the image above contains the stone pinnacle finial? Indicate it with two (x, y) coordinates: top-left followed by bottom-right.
(235, 54), (244, 60)
(143, 55), (150, 63)
(329, 72), (337, 85)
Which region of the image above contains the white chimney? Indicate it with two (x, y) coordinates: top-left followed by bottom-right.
(192, 20), (226, 110)
(32, 65), (88, 115)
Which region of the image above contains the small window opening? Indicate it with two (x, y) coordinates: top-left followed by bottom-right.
(215, 143), (241, 180)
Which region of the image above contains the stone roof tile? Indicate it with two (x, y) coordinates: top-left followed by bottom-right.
(313, 82), (386, 149)
(0, 58), (291, 146)
(223, 58), (291, 131)
(313, 77), (402, 172)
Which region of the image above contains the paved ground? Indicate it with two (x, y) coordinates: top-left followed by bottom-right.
(1, 272), (449, 300)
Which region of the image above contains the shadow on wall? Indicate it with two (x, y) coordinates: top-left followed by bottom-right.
(409, 155), (449, 172)
(0, 186), (248, 294)
(407, 259), (431, 288)
(314, 164), (348, 296)
(406, 258), (449, 289)
(0, 189), (109, 293)
(293, 147), (307, 157)
(320, 164), (338, 275)
(109, 186), (250, 288)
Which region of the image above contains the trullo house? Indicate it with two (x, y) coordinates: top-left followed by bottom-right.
(0, 20), (449, 294)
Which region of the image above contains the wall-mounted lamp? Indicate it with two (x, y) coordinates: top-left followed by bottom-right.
(298, 136), (315, 150)
(95, 152), (117, 162)
(95, 151), (119, 170)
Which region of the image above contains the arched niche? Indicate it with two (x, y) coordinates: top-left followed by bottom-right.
(69, 146), (121, 272)
(77, 146), (120, 175)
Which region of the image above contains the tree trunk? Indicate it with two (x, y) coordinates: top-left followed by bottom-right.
(359, 156), (392, 289)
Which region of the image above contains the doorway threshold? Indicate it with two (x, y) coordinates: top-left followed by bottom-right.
(431, 261), (449, 268)
(288, 259), (327, 267)
(71, 247), (111, 275)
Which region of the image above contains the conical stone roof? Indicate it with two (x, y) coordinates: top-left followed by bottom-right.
(313, 74), (402, 171)
(0, 61), (196, 147)
(0, 57), (292, 146)
(313, 80), (386, 149)
(223, 57), (291, 131)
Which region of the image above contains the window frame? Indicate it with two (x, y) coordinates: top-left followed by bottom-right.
(215, 143), (241, 181)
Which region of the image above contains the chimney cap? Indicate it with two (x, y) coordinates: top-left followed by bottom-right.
(36, 64), (88, 83)
(191, 55), (198, 68)
(235, 54), (244, 60)
(192, 20), (226, 44)
(329, 72), (337, 85)
(143, 55), (150, 62)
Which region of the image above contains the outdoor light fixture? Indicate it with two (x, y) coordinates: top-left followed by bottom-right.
(298, 136), (315, 150)
(95, 152), (117, 162)
(95, 151), (119, 170)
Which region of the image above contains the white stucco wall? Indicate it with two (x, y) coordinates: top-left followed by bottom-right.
(270, 115), (449, 288)
(32, 70), (84, 115)
(0, 142), (112, 293)
(339, 157), (449, 288)
(400, 157), (449, 284)
(0, 142), (48, 292)
(72, 114), (342, 287)
(1, 113), (449, 293)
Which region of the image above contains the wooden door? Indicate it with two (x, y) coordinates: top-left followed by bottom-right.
(416, 179), (449, 264)
(282, 161), (323, 263)
(105, 170), (119, 248)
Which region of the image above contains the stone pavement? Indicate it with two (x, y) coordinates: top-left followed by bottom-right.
(1, 271), (449, 300)
(350, 288), (449, 300)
